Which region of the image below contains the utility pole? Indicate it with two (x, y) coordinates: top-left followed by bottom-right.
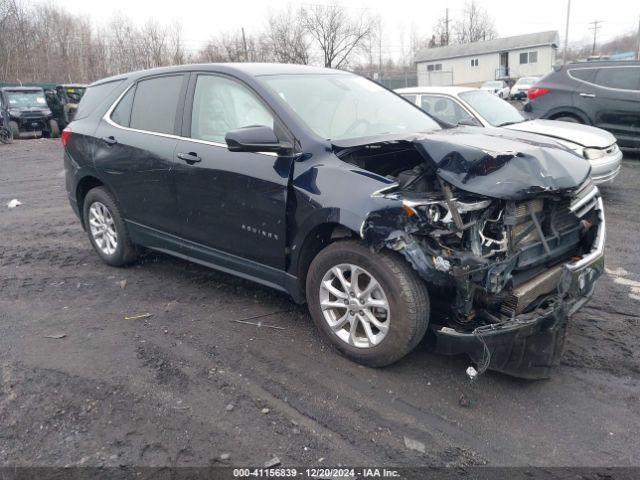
(562, 0), (571, 63)
(444, 8), (450, 46)
(588, 20), (602, 56)
(636, 15), (640, 61)
(241, 27), (249, 62)
(378, 17), (382, 82)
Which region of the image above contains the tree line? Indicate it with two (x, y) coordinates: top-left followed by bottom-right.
(0, 0), (498, 85)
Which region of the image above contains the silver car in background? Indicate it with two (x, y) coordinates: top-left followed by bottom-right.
(510, 76), (539, 100)
(396, 86), (622, 184)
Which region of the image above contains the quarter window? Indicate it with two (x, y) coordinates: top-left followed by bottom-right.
(110, 86), (135, 127)
(190, 75), (274, 143)
(129, 75), (184, 135)
(401, 94), (417, 104)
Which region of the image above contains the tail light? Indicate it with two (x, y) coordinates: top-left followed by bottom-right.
(527, 88), (549, 100)
(61, 127), (72, 147)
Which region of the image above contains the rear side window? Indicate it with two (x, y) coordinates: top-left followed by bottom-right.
(594, 67), (639, 90)
(130, 75), (184, 135)
(568, 68), (596, 83)
(75, 80), (124, 120)
(110, 86), (135, 127)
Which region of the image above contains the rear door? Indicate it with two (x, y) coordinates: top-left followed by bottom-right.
(172, 72), (295, 270)
(93, 74), (188, 235)
(590, 66), (640, 147)
(419, 94), (477, 125)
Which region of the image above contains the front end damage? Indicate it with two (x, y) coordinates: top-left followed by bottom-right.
(336, 129), (605, 379)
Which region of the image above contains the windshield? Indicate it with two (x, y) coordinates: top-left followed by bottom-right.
(460, 90), (525, 126)
(261, 74), (440, 141)
(6, 91), (47, 109)
(482, 81), (503, 88)
(63, 87), (86, 103)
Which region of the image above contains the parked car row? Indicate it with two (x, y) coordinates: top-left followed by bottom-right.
(0, 83), (86, 140)
(63, 63), (606, 379)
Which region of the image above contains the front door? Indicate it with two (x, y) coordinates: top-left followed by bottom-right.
(172, 73), (295, 270)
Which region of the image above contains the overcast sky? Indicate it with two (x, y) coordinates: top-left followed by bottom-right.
(36, 0), (640, 59)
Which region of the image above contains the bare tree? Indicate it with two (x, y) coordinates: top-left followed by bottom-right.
(454, 0), (496, 44)
(300, 3), (373, 68)
(265, 7), (310, 64)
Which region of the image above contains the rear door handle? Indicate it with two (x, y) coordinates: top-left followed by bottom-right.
(177, 152), (202, 164)
(101, 135), (117, 145)
(579, 93), (596, 98)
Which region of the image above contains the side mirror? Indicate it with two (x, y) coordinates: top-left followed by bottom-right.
(225, 126), (289, 153)
(458, 118), (482, 127)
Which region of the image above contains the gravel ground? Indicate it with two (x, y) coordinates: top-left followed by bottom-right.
(0, 139), (639, 468)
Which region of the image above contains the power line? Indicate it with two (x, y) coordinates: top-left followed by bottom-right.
(588, 20), (603, 55)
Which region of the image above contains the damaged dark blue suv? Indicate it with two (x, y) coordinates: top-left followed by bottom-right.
(63, 64), (605, 379)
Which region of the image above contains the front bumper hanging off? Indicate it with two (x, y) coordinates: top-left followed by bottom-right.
(433, 197), (606, 379)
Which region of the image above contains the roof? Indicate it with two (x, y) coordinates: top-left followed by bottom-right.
(395, 86), (475, 95)
(91, 63), (348, 87)
(415, 31), (559, 63)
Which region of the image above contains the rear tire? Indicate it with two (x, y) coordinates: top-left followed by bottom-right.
(553, 115), (582, 124)
(83, 187), (138, 267)
(9, 121), (19, 138)
(306, 240), (430, 367)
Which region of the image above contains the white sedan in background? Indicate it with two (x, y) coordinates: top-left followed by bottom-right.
(480, 80), (510, 99)
(510, 76), (539, 100)
(396, 86), (622, 184)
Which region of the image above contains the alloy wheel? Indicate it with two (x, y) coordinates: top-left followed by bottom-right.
(319, 263), (390, 348)
(88, 201), (118, 255)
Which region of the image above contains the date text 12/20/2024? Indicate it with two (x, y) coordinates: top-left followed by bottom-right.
(233, 468), (401, 477)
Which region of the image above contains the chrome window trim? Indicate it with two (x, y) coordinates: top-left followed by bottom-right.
(567, 65), (640, 93)
(102, 80), (277, 157)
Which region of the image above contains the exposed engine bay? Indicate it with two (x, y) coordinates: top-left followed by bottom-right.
(336, 138), (604, 350)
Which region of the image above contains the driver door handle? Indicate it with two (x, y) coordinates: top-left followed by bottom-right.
(177, 152), (202, 164)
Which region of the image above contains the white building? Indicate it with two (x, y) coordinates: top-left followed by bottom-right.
(415, 31), (559, 87)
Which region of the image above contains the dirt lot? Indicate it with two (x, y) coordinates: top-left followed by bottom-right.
(1, 139), (639, 468)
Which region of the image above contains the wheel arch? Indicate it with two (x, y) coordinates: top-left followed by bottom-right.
(545, 107), (591, 124)
(75, 175), (107, 228)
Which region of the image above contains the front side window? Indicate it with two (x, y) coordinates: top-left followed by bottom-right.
(459, 90), (525, 127)
(130, 75), (184, 135)
(262, 73), (440, 141)
(190, 75), (274, 143)
(420, 95), (474, 125)
(594, 67), (640, 90)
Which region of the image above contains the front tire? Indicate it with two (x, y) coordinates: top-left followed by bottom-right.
(83, 187), (138, 267)
(306, 241), (430, 367)
(48, 119), (60, 138)
(9, 121), (19, 138)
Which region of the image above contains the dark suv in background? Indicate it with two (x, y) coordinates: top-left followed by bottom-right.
(524, 61), (640, 149)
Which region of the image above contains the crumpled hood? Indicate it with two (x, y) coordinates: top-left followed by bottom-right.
(411, 126), (591, 200)
(504, 119), (616, 148)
